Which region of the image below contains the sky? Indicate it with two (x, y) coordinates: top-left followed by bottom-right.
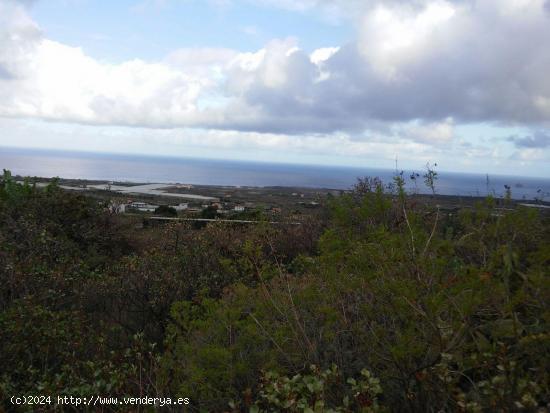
(1, 0), (550, 176)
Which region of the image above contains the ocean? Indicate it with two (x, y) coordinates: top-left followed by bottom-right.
(1, 147), (549, 200)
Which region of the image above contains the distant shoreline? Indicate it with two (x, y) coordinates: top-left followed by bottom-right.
(12, 174), (550, 208)
(3, 147), (550, 201)
(2, 145), (550, 181)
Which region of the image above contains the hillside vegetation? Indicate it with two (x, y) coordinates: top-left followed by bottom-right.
(0, 170), (548, 412)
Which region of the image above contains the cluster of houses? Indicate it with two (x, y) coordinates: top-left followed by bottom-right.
(199, 201), (254, 214)
(108, 200), (252, 215)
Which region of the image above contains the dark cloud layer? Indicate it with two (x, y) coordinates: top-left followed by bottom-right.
(508, 131), (550, 148)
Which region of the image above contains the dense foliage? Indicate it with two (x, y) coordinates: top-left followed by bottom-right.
(0, 170), (548, 412)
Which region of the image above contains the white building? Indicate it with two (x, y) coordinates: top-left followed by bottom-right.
(174, 203), (188, 211)
(129, 202), (158, 212)
(234, 205), (245, 212)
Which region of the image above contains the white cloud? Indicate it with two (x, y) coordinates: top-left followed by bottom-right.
(358, 1), (456, 79)
(513, 148), (546, 161)
(246, 0), (367, 23)
(396, 118), (455, 145)
(240, 25), (260, 36)
(222, 0), (550, 132)
(1, 37), (208, 126)
(309, 47), (339, 65)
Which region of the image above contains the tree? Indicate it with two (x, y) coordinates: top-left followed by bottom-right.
(423, 162), (438, 195)
(154, 205), (177, 217)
